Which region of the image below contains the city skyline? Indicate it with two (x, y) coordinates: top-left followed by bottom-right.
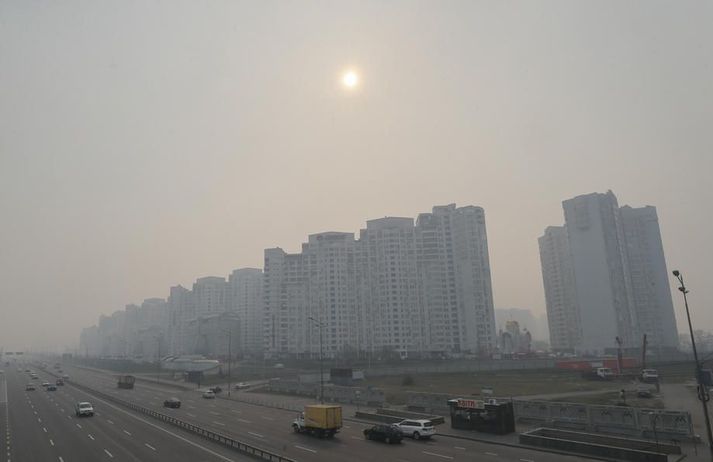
(2, 1), (712, 350)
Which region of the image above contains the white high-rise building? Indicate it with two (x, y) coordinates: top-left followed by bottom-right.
(538, 226), (580, 352)
(619, 206), (679, 349)
(264, 232), (358, 359)
(416, 204), (496, 355)
(358, 217), (420, 359)
(227, 268), (264, 356)
(540, 191), (678, 354)
(263, 204), (497, 359)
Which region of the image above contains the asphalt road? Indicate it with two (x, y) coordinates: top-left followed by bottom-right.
(2, 366), (250, 462)
(55, 364), (591, 462)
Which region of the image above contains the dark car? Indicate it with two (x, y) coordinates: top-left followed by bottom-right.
(364, 424), (403, 444)
(163, 397), (181, 408)
(56, 378), (64, 386)
(47, 384), (57, 391)
(209, 386), (222, 394)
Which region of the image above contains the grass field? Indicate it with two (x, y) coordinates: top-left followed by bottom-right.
(545, 390), (665, 409)
(361, 369), (617, 405)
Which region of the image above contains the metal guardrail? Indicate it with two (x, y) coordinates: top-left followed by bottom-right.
(42, 368), (296, 462)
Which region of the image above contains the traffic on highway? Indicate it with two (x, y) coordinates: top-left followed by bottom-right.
(1, 359), (589, 462)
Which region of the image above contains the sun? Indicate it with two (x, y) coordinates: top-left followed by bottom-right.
(341, 70), (359, 89)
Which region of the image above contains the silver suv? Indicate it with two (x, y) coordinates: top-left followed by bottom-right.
(394, 419), (436, 440)
(75, 402), (94, 417)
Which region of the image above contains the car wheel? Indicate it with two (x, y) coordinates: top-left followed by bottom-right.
(413, 431), (420, 440)
(293, 425), (299, 433)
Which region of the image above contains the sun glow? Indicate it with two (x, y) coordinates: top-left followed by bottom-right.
(342, 70), (359, 89)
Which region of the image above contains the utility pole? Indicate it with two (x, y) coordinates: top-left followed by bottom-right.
(156, 334), (162, 384)
(673, 270), (713, 460)
(227, 330), (232, 398)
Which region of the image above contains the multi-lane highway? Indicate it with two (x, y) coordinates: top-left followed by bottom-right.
(37, 364), (591, 462)
(2, 366), (250, 462)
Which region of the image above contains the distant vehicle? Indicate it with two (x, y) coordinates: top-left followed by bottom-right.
(202, 390), (216, 399)
(56, 378), (64, 386)
(117, 375), (135, 389)
(274, 363), (285, 369)
(292, 404), (342, 438)
(75, 402), (94, 417)
(25, 369), (31, 373)
(582, 367), (614, 381)
(30, 373), (38, 380)
(637, 386), (653, 398)
(46, 384), (57, 391)
(363, 424), (403, 444)
(209, 386), (222, 394)
(62, 374), (69, 380)
(234, 382), (250, 390)
(42, 382), (50, 388)
(163, 397), (181, 408)
(25, 383), (36, 391)
(641, 369), (659, 383)
(394, 419), (436, 440)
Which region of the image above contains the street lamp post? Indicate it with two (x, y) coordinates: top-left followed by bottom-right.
(673, 270), (713, 460)
(226, 330), (232, 398)
(308, 316), (324, 404)
(156, 333), (162, 384)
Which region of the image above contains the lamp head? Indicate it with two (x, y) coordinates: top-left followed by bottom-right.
(673, 270), (680, 277)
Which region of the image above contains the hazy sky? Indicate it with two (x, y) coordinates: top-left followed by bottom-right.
(1, 1), (711, 351)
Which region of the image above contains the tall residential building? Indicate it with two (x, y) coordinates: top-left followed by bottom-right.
(538, 226), (580, 351)
(619, 206), (679, 349)
(226, 268), (264, 355)
(263, 203), (497, 359)
(416, 205), (496, 355)
(264, 232), (358, 359)
(358, 217), (420, 358)
(539, 191), (678, 354)
(167, 285), (192, 356)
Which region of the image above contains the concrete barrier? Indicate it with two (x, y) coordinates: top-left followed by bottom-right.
(520, 428), (671, 462)
(375, 408), (445, 426)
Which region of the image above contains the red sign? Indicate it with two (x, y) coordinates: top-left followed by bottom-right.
(457, 399), (484, 409)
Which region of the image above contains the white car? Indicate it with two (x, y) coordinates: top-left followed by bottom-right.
(234, 382), (250, 390)
(202, 390), (216, 399)
(75, 402), (94, 417)
(394, 419), (436, 440)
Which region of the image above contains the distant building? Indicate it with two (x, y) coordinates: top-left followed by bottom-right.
(538, 227), (581, 352)
(264, 203), (496, 359)
(226, 268), (264, 356)
(539, 191), (678, 354)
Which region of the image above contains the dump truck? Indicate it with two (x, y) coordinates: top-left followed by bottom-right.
(292, 404), (342, 438)
(117, 375), (135, 389)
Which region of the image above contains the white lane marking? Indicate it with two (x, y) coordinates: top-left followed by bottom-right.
(247, 431), (264, 438)
(520, 459), (535, 462)
(485, 452), (498, 456)
(50, 439), (54, 446)
(71, 389), (237, 462)
(88, 434), (95, 441)
(187, 413), (197, 418)
(123, 430), (132, 436)
(43, 427), (47, 433)
(37, 417), (41, 422)
(145, 443), (156, 451)
(209, 411), (220, 415)
(104, 449), (114, 458)
(294, 445), (317, 453)
(212, 421), (225, 426)
(454, 446), (466, 450)
(236, 418), (251, 424)
(76, 423), (82, 429)
(260, 416), (274, 421)
(59, 457), (64, 462)
(422, 451), (454, 460)
(106, 420), (114, 424)
(230, 409), (241, 413)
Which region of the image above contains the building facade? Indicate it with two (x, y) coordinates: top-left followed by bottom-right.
(539, 191), (678, 354)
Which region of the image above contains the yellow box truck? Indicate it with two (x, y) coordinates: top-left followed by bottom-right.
(292, 404), (342, 438)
